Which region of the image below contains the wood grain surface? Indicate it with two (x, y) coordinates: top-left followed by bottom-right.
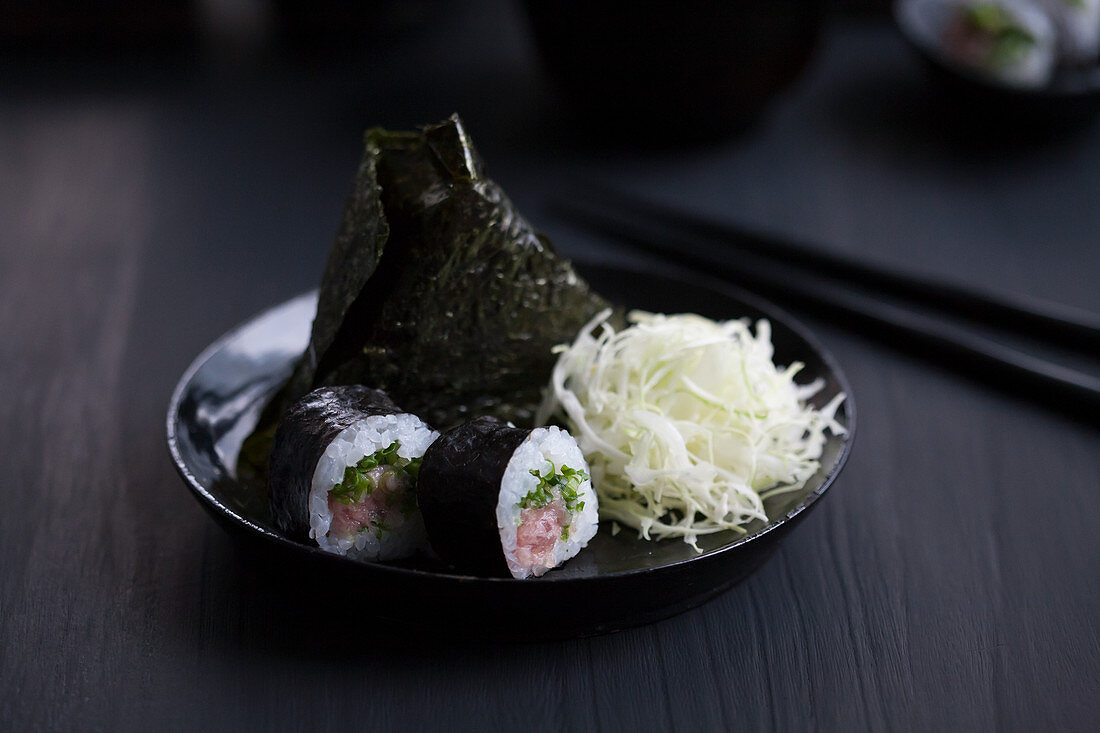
(2, 5), (1098, 731)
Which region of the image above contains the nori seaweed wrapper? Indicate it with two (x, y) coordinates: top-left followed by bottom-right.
(269, 386), (402, 541)
(417, 417), (530, 577)
(242, 114), (609, 487)
(284, 114), (607, 426)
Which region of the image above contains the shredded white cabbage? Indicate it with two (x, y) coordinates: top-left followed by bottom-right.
(537, 308), (846, 551)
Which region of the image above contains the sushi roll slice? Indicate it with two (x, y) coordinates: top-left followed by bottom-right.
(418, 417), (598, 579)
(898, 0), (1057, 88)
(269, 386), (438, 561)
(1036, 0), (1100, 65)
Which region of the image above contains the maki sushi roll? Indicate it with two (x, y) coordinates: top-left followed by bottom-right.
(898, 0), (1058, 88)
(418, 417), (598, 579)
(269, 386), (438, 560)
(1036, 0), (1100, 65)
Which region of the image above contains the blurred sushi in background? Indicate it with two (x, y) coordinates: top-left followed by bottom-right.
(1036, 0), (1100, 64)
(898, 0), (1058, 87)
(897, 0), (1099, 89)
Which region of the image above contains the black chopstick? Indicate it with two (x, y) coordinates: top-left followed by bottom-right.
(556, 186), (1100, 355)
(552, 194), (1100, 419)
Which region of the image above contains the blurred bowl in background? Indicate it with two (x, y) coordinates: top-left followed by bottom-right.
(524, 0), (824, 142)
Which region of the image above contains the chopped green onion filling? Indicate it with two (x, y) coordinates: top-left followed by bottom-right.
(518, 460), (589, 513)
(329, 441), (423, 505)
(357, 515), (390, 539)
(964, 2), (1036, 67)
(370, 516), (389, 540)
(330, 464), (376, 504)
(967, 2), (1012, 32)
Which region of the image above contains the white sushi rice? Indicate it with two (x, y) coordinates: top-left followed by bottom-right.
(308, 413), (438, 561)
(496, 426), (598, 579)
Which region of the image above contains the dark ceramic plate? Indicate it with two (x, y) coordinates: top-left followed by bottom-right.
(167, 262), (855, 638)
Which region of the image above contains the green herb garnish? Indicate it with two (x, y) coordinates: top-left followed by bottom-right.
(330, 463), (376, 504)
(991, 26), (1037, 66)
(518, 479), (553, 510)
(370, 516), (389, 540)
(518, 460), (589, 513)
(967, 2), (1011, 32)
(329, 441), (422, 505)
(964, 2), (1036, 68)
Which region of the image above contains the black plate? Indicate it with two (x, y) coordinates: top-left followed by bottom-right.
(167, 262), (855, 638)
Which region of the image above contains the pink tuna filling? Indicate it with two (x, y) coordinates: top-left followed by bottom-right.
(514, 501), (571, 573)
(328, 466), (408, 540)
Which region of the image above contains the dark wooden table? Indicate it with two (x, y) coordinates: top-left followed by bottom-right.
(3, 5), (1098, 731)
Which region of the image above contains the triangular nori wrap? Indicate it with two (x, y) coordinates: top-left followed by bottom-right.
(245, 114), (608, 481)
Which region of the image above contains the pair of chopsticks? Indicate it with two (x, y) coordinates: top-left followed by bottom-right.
(551, 186), (1100, 420)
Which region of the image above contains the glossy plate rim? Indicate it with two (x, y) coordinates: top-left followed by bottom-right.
(166, 260), (857, 586)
